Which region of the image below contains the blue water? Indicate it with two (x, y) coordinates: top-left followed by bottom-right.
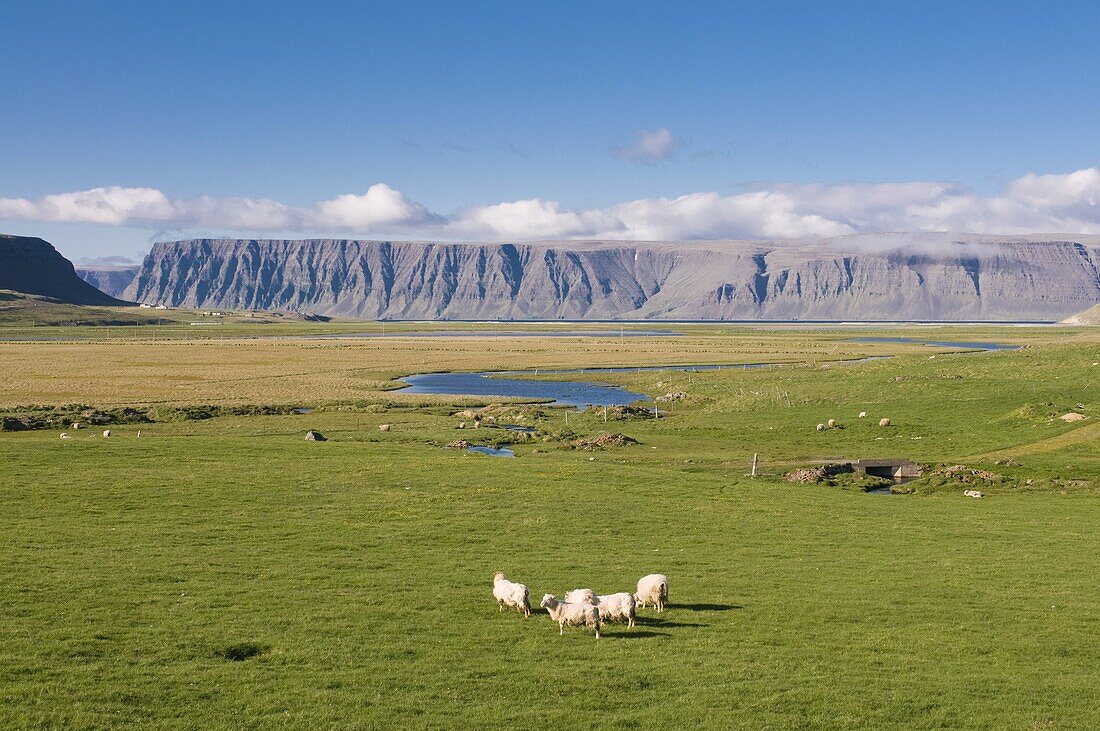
(400, 371), (650, 408)
(466, 446), (515, 457)
(848, 337), (1019, 351)
(399, 338), (1015, 408)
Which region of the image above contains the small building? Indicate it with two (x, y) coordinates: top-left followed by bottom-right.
(854, 459), (923, 480)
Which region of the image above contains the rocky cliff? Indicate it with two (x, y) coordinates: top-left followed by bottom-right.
(123, 236), (1100, 321)
(1, 234), (127, 305)
(77, 266), (140, 298)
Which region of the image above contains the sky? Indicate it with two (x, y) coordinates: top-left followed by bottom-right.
(2, 0), (1099, 262)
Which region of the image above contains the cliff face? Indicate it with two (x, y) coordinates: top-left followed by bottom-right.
(0, 235), (127, 305)
(77, 266), (140, 298)
(123, 236), (1100, 320)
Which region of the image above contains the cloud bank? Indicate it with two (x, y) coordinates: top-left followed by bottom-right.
(3, 168), (1100, 241)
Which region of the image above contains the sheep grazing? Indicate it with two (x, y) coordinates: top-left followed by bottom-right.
(858, 411), (867, 418)
(102, 429), (111, 438)
(964, 489), (984, 499)
(492, 572), (531, 617)
(827, 418), (837, 428)
(596, 592), (636, 627)
(633, 574), (669, 613)
(540, 594), (601, 638)
(816, 423), (826, 432)
(59, 433), (70, 439)
(878, 418), (891, 427)
(72, 422), (82, 430)
(378, 424), (392, 432)
(564, 588), (597, 605)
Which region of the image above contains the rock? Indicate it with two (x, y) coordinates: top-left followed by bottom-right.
(1059, 412), (1086, 422)
(0, 234), (128, 305)
(786, 468), (824, 483)
(304, 430), (326, 441)
(445, 440), (470, 449)
(568, 433), (639, 450)
(122, 236), (1100, 321)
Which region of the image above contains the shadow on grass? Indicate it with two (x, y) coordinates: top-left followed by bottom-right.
(604, 630), (670, 640)
(675, 603), (743, 612)
(635, 616), (707, 628)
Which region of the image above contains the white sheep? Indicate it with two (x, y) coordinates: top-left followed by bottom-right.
(827, 418), (837, 428)
(596, 592), (636, 627)
(858, 411), (867, 418)
(564, 588), (597, 605)
(492, 571), (531, 617)
(540, 594), (601, 637)
(102, 429), (111, 438)
(633, 574), (669, 612)
(878, 418), (891, 427)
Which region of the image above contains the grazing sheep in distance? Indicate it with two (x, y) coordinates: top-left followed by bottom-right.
(102, 429), (111, 438)
(60, 433), (70, 439)
(858, 412), (867, 418)
(816, 423), (826, 432)
(597, 593), (636, 627)
(540, 594), (601, 637)
(378, 424), (392, 432)
(827, 418), (837, 428)
(634, 574), (669, 613)
(564, 588), (597, 605)
(964, 489), (984, 498)
(878, 418), (891, 427)
(492, 572), (531, 617)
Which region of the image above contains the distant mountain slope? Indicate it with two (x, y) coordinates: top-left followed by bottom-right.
(1061, 303), (1100, 325)
(124, 235), (1100, 321)
(77, 266), (140, 298)
(0, 234), (127, 305)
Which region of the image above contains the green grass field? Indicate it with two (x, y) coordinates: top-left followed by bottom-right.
(2, 324), (1098, 728)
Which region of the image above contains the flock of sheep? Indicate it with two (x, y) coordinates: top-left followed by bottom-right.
(492, 571), (668, 638)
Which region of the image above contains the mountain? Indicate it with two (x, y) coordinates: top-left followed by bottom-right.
(0, 234), (127, 305)
(123, 235), (1100, 321)
(1061, 303), (1100, 325)
(77, 265), (140, 298)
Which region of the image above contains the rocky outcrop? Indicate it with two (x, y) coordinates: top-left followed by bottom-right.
(0, 235), (126, 305)
(123, 235), (1100, 321)
(77, 266), (139, 298)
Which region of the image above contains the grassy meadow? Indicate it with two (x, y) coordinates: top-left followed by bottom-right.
(1, 322), (1099, 728)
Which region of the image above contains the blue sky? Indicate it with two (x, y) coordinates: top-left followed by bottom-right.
(2, 1), (1099, 260)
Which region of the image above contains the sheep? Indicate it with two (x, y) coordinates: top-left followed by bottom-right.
(378, 424), (392, 432)
(816, 423), (826, 432)
(59, 432), (70, 439)
(564, 588), (597, 605)
(633, 574), (669, 613)
(72, 422), (82, 430)
(540, 594), (601, 637)
(596, 592), (636, 627)
(964, 489), (984, 499)
(102, 429), (111, 438)
(878, 418), (891, 427)
(827, 418), (837, 428)
(492, 571), (531, 617)
(858, 412), (867, 418)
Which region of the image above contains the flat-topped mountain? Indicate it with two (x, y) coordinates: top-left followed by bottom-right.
(123, 235), (1100, 321)
(0, 234), (126, 305)
(76, 265), (140, 298)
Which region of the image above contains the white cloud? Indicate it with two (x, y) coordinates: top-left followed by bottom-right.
(3, 168), (1100, 242)
(610, 127), (682, 161)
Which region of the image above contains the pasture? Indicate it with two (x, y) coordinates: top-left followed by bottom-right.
(1, 323), (1098, 728)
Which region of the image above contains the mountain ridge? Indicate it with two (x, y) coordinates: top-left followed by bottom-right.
(0, 234), (127, 305)
(121, 235), (1100, 321)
